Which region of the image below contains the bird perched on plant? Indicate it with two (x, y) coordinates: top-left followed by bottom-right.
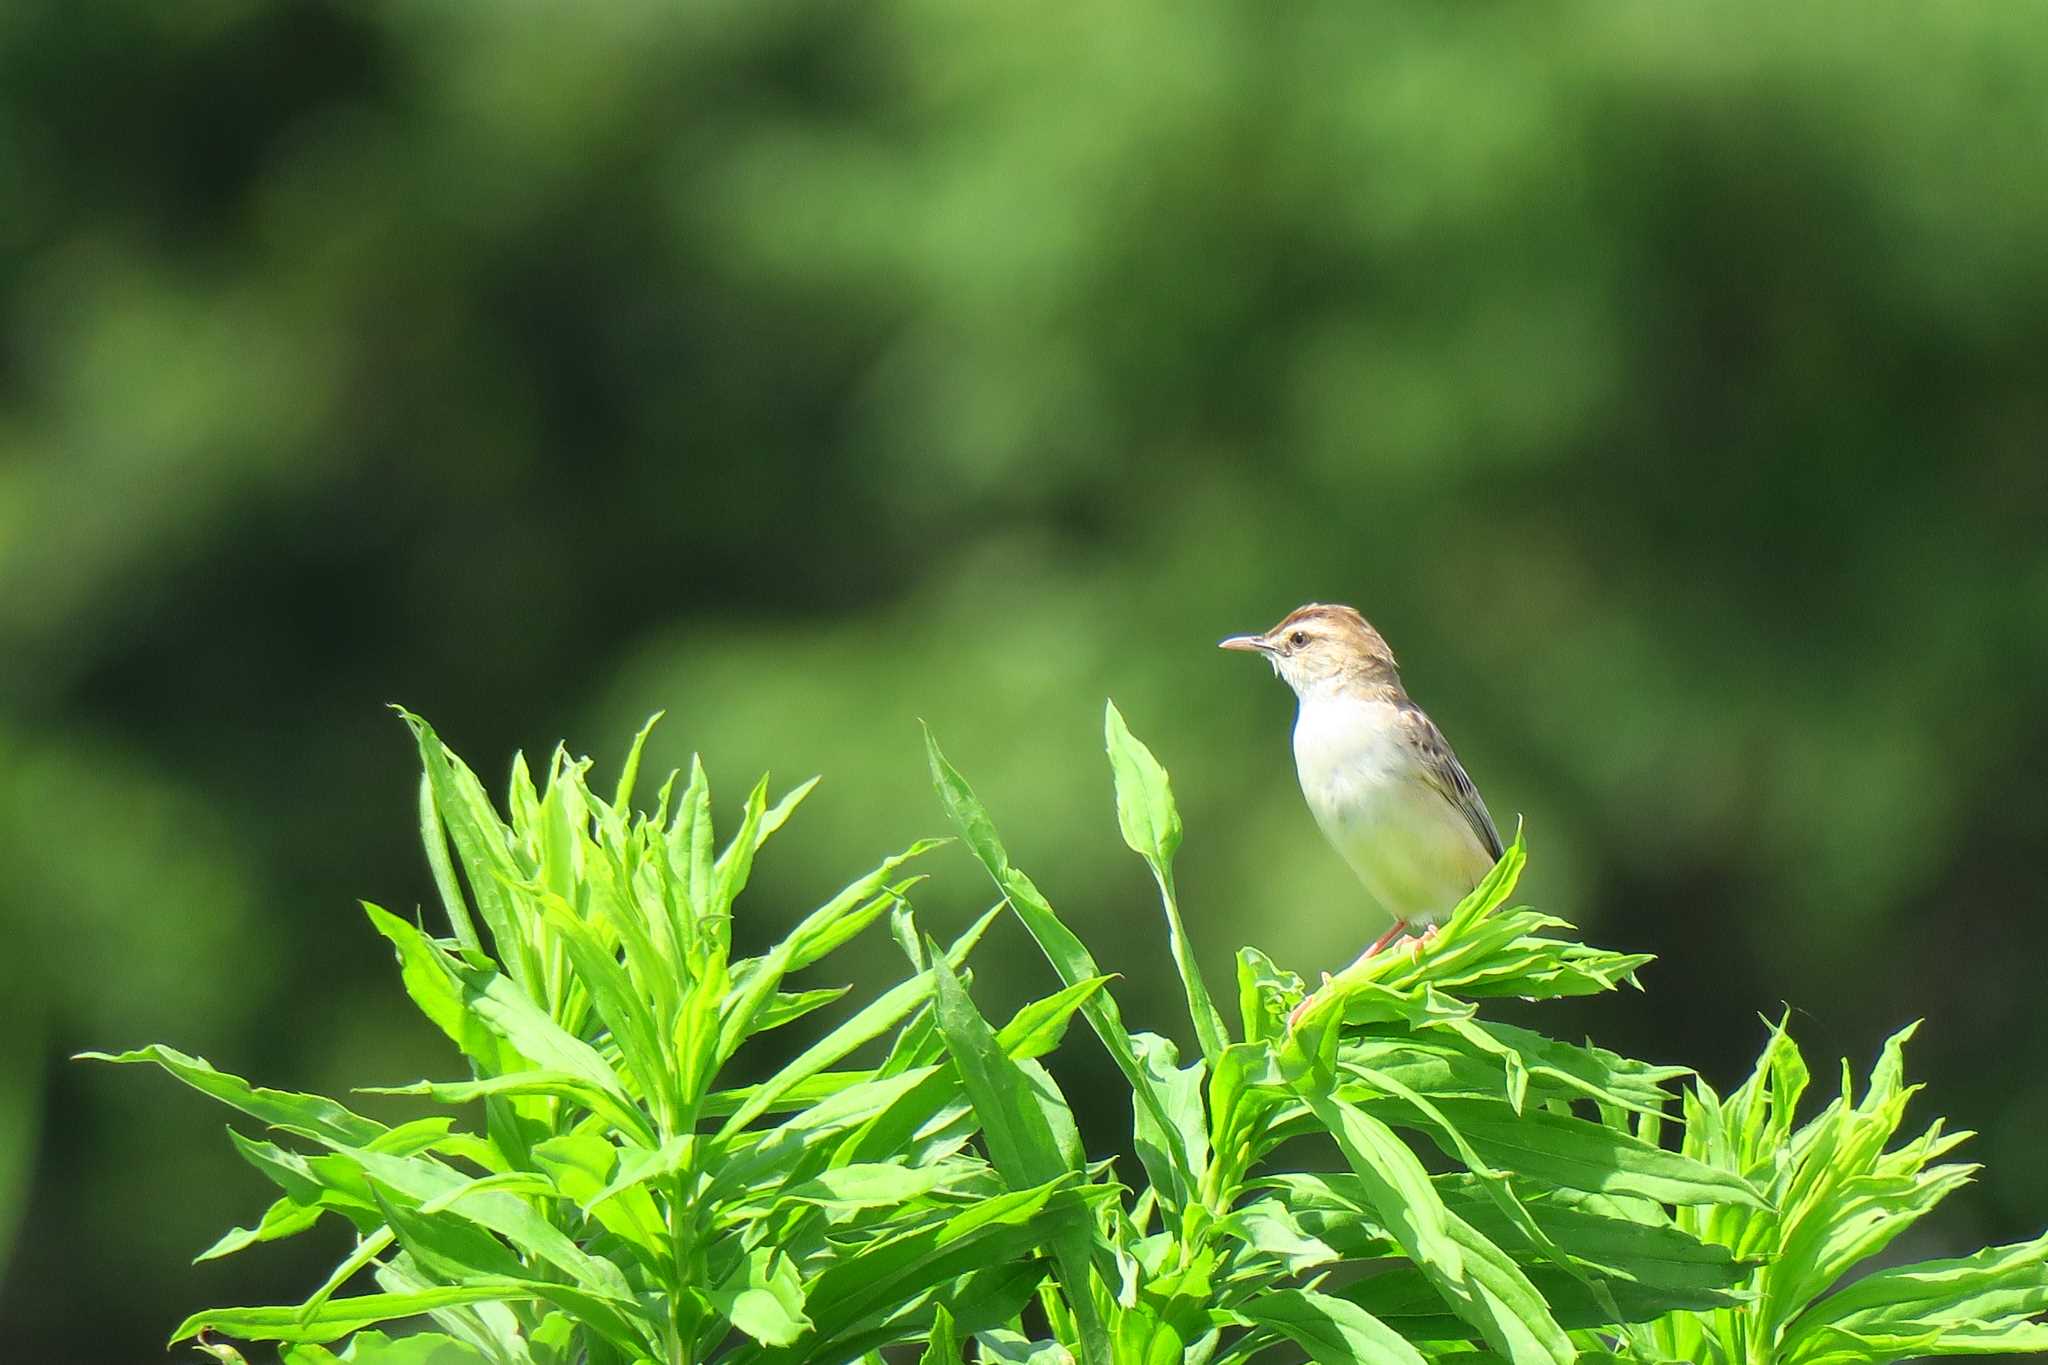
(1222, 603), (1502, 959)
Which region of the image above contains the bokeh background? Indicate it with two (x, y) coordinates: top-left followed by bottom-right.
(4, 1), (2047, 1359)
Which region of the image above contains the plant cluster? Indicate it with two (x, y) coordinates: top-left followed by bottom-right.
(94, 707), (2048, 1364)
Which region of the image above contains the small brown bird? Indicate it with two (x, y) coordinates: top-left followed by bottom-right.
(1222, 603), (1502, 957)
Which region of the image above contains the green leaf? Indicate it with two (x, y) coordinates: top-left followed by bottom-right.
(398, 710), (539, 990)
(1220, 1199), (1343, 1274)
(670, 752), (717, 952)
(753, 985), (853, 1033)
(1435, 1176), (1749, 1296)
(1465, 1021), (1690, 1117)
(697, 1067), (878, 1119)
(1435, 1214), (1581, 1363)
(1242, 1288), (1428, 1365)
(194, 1194), (325, 1262)
(528, 1132), (666, 1266)
(920, 1304), (964, 1365)
(362, 905), (642, 1134)
(790, 867), (940, 977)
(1364, 1059), (1704, 1352)
(280, 1329), (488, 1364)
(345, 1149), (637, 1303)
(1129, 1032), (1210, 1213)
(775, 1177), (1074, 1358)
(755, 775), (821, 849)
(172, 1286), (553, 1346)
(1384, 1096), (1768, 1209)
(1798, 1322), (2048, 1364)
(356, 1070), (652, 1148)
(930, 949), (1109, 1365)
(1299, 1088), (1463, 1282)
(781, 1159), (980, 1214)
(1105, 701), (1230, 1065)
(712, 1247), (814, 1348)
(718, 910), (976, 1137)
(712, 773), (772, 916)
(584, 1132), (692, 1211)
(924, 727), (1195, 1202)
(1441, 831), (1529, 937)
(222, 1132), (375, 1229)
(714, 838), (944, 1069)
(1102, 699), (1183, 878)
(996, 975), (1116, 1060)
(1297, 1090), (1575, 1365)
(366, 1180), (528, 1283)
(530, 887), (674, 1118)
(611, 712), (662, 815)
(827, 1067), (974, 1173)
(941, 1260), (1053, 1339)
(418, 772), (483, 958)
(78, 1046), (383, 1147)
(1236, 947), (1304, 1045)
(717, 1066), (948, 1194)
(975, 1329), (1074, 1365)
(1335, 1035), (1532, 1105)
(1786, 1230), (2048, 1355)
(933, 960), (1071, 1186)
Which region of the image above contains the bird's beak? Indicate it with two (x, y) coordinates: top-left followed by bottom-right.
(1219, 634), (1273, 654)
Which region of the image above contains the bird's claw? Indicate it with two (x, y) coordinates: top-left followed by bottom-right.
(1287, 930), (1439, 1034)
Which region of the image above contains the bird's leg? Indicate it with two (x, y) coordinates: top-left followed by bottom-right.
(1291, 921), (1412, 1031)
(1286, 917), (1427, 1033)
(1362, 918), (1411, 959)
(1408, 922), (1442, 954)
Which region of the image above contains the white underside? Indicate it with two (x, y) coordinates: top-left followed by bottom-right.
(1292, 694), (1494, 926)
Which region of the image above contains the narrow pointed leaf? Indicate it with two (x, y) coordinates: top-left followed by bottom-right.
(925, 727), (1194, 1197)
(931, 950), (1111, 1365)
(79, 1046), (383, 1147)
(1105, 700), (1229, 1064)
(171, 1286), (553, 1346)
(1242, 1288), (1428, 1365)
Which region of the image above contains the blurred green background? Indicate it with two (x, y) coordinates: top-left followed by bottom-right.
(4, 0), (2046, 1358)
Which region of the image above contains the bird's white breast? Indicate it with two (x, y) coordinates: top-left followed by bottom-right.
(1291, 694), (1491, 926)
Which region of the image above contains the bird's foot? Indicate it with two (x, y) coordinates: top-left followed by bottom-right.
(1289, 922), (1443, 1035)
(1373, 923), (1443, 959)
(1360, 918), (1411, 960)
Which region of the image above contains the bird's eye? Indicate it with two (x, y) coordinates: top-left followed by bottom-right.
(1289, 631), (1308, 648)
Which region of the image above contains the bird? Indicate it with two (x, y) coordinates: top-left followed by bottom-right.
(1221, 602), (1502, 962)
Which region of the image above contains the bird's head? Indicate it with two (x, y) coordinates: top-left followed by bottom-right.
(1220, 603), (1400, 697)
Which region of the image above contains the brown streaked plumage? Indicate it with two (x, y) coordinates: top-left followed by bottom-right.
(1259, 603), (1401, 692)
(1222, 602), (1502, 957)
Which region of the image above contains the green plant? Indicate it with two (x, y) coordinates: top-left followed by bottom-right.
(92, 706), (2048, 1365)
(918, 706), (1754, 1365)
(1642, 1020), (2048, 1363)
(907, 703), (2048, 1365)
(88, 713), (1109, 1364)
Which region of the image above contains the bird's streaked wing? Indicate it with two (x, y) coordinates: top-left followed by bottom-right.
(1396, 701), (1504, 861)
